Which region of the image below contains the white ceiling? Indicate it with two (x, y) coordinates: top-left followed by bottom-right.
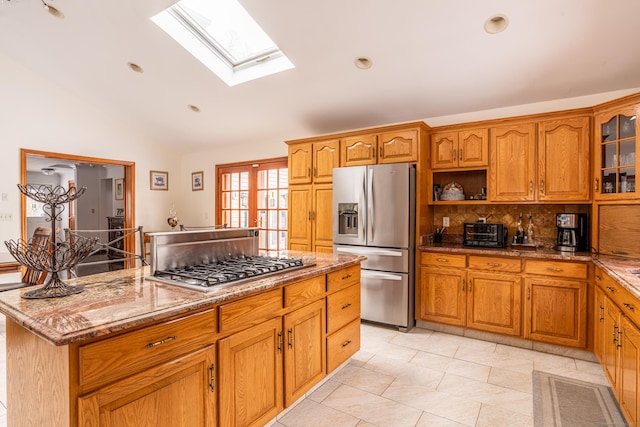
(2, 0), (640, 151)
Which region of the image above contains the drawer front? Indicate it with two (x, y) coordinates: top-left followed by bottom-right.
(284, 275), (326, 309)
(327, 318), (361, 373)
(79, 309), (216, 390)
(327, 264), (360, 293)
(595, 267), (640, 327)
(219, 288), (283, 334)
(420, 252), (466, 268)
(327, 283), (361, 334)
(468, 255), (521, 273)
(524, 260), (588, 279)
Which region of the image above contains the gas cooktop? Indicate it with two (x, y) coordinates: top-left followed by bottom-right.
(147, 255), (311, 291)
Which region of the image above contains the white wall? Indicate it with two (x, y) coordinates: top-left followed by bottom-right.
(0, 52), (179, 253)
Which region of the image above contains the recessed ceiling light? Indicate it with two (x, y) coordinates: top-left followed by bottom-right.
(127, 62), (144, 73)
(484, 14), (509, 34)
(188, 105), (201, 112)
(354, 57), (372, 70)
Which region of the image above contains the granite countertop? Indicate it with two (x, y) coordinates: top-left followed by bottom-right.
(592, 255), (640, 301)
(0, 252), (364, 346)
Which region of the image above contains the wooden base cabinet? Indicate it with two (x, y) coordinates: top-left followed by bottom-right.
(620, 315), (640, 426)
(78, 346), (216, 427)
(418, 266), (467, 327)
(218, 317), (283, 427)
(466, 271), (522, 336)
(283, 299), (326, 406)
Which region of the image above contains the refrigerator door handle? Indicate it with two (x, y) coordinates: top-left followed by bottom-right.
(361, 170), (367, 241)
(335, 247), (403, 257)
(361, 270), (403, 281)
(368, 168), (374, 242)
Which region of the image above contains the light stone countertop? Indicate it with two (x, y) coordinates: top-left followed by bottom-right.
(0, 252), (364, 346)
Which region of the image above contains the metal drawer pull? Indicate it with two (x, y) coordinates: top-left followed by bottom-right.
(595, 275), (603, 281)
(209, 364), (215, 392)
(606, 286), (615, 293)
(436, 258), (449, 263)
(546, 267), (563, 272)
(341, 340), (352, 348)
(342, 274), (352, 280)
(487, 263), (502, 267)
(624, 303), (635, 311)
(342, 303), (352, 310)
(146, 336), (177, 348)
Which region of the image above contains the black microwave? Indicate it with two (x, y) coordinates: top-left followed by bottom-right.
(463, 223), (508, 248)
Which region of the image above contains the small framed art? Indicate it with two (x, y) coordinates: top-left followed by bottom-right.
(150, 170), (168, 190)
(114, 178), (124, 200)
(192, 171), (204, 191)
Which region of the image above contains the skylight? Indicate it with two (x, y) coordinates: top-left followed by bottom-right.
(151, 0), (294, 86)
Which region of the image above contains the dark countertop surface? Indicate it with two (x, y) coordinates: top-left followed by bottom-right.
(419, 243), (640, 301)
(0, 251), (364, 346)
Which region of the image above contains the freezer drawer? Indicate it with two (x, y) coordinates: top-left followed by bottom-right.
(361, 270), (409, 328)
(334, 245), (409, 273)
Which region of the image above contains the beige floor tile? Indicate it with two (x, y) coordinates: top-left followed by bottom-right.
(363, 354), (444, 388)
(488, 367), (533, 394)
(476, 404), (534, 427)
(277, 399), (359, 427)
(322, 384), (423, 427)
(330, 364), (395, 395)
(416, 411), (471, 427)
(410, 350), (455, 372)
(308, 379), (341, 403)
(445, 358), (491, 382)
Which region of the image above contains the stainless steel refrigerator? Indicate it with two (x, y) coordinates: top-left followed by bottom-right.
(332, 163), (415, 331)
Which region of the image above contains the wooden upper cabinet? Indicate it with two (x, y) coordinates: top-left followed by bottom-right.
(378, 129), (418, 163)
(288, 143), (312, 184)
(289, 140), (339, 184)
(431, 128), (488, 169)
(489, 123), (537, 202)
(538, 116), (591, 202)
(341, 134), (377, 166)
(312, 139), (340, 183)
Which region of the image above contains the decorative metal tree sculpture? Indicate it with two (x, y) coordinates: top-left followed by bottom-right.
(5, 184), (98, 299)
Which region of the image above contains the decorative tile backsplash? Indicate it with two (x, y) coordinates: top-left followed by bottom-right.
(431, 204), (591, 248)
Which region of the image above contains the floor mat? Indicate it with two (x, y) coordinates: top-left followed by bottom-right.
(533, 370), (627, 427)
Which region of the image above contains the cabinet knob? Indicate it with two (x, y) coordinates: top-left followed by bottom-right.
(540, 180), (545, 194)
(459, 148), (463, 161)
(529, 181), (533, 193)
(594, 178), (599, 191)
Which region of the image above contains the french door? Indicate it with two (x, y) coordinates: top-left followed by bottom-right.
(216, 158), (288, 252)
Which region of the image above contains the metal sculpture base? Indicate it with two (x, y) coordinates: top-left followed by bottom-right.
(21, 272), (84, 299)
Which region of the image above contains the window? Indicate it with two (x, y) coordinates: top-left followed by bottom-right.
(217, 158), (288, 252)
(151, 0), (294, 86)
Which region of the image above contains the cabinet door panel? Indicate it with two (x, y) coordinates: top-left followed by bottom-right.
(459, 129), (488, 167)
(312, 184), (333, 250)
(313, 140), (340, 183)
(538, 116), (590, 201)
(467, 272), (521, 336)
(78, 346), (216, 427)
(620, 315), (640, 426)
(289, 143), (312, 184)
(489, 123), (537, 201)
(341, 135), (377, 166)
(418, 267), (466, 326)
(603, 297), (620, 389)
(431, 132), (457, 169)
(219, 318), (283, 427)
(288, 185), (312, 250)
(378, 129), (418, 163)
(524, 277), (587, 348)
(284, 300), (326, 406)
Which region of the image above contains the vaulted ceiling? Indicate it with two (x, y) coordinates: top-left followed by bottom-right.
(2, 0), (640, 150)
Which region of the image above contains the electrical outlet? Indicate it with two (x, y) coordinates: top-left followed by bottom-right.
(443, 217), (450, 227)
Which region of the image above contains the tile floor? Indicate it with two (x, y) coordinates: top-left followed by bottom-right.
(0, 316), (610, 427)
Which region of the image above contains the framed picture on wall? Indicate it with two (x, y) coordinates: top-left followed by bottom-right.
(115, 208), (124, 216)
(114, 178), (124, 200)
(192, 171), (204, 191)
(150, 170), (168, 190)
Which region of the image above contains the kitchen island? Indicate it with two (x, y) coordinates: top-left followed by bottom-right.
(0, 251), (364, 427)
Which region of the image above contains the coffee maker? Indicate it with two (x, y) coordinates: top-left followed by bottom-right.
(556, 213), (588, 252)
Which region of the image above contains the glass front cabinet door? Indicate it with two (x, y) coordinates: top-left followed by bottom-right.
(595, 106), (638, 200)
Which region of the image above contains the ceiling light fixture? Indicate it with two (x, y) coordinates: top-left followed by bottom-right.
(127, 62), (144, 73)
(354, 57), (372, 70)
(41, 167), (55, 175)
(188, 105), (201, 112)
(484, 14), (508, 34)
(41, 0), (64, 19)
